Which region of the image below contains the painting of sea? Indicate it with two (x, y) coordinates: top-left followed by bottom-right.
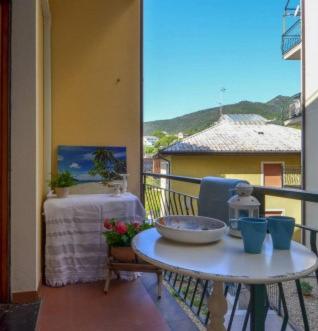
(57, 145), (127, 183)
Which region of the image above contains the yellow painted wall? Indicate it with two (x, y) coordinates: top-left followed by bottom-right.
(50, 0), (141, 195)
(168, 154), (301, 228)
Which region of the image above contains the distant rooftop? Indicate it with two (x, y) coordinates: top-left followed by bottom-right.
(220, 114), (269, 125)
(160, 114), (301, 155)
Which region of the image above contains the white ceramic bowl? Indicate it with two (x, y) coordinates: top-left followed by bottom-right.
(155, 215), (228, 244)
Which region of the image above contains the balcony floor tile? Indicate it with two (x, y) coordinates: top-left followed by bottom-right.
(36, 276), (187, 331)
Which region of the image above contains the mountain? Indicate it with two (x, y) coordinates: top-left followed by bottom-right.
(144, 95), (298, 135)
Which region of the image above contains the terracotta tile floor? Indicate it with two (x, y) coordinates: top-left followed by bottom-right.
(36, 275), (196, 331)
(24, 274), (294, 331)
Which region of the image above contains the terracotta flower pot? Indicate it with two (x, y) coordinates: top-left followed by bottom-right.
(55, 187), (69, 198)
(110, 246), (137, 263)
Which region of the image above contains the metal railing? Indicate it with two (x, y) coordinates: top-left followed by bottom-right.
(282, 19), (301, 56)
(143, 172), (318, 331)
(284, 166), (301, 188)
(284, 0), (301, 16)
(282, 0), (301, 56)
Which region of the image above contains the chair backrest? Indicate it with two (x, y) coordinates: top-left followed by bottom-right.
(198, 176), (249, 224)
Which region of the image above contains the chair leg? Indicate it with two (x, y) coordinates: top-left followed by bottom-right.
(157, 271), (163, 299)
(104, 268), (111, 294)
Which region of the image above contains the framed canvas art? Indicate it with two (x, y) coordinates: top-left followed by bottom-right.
(57, 146), (127, 183)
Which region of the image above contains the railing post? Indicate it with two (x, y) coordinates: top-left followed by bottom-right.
(141, 174), (145, 205)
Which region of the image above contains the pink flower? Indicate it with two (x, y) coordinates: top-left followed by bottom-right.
(115, 221), (128, 235)
(104, 218), (113, 230)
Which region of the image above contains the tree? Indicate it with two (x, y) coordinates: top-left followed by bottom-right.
(144, 146), (156, 155)
(154, 135), (178, 150)
(89, 148), (125, 184)
(151, 130), (166, 139)
(185, 129), (199, 136)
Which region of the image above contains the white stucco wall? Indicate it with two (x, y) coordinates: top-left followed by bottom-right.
(304, 0), (318, 100)
(304, 0), (318, 229)
(11, 0), (41, 293)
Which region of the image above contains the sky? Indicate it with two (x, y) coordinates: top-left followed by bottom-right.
(143, 0), (300, 122)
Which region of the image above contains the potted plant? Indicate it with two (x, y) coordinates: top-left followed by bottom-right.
(103, 218), (152, 262)
(300, 280), (313, 296)
(49, 171), (77, 198)
(103, 218), (162, 297)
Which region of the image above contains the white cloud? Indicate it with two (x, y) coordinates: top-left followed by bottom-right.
(113, 152), (126, 158)
(69, 162), (81, 169)
(58, 155), (64, 161)
(83, 153), (94, 160)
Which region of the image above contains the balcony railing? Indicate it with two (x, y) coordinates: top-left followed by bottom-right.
(284, 0), (301, 16)
(282, 0), (301, 56)
(143, 172), (318, 331)
(284, 166), (301, 188)
(282, 19), (301, 56)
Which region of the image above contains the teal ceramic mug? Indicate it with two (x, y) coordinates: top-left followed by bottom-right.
(267, 216), (295, 250)
(237, 218), (267, 254)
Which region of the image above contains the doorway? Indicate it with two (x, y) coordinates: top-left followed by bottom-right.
(262, 162), (284, 188)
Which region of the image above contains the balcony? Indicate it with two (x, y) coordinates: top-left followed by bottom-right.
(1, 1), (316, 331)
(1, 172), (316, 331)
(284, 96), (302, 126)
(282, 1), (301, 60)
(144, 172), (318, 331)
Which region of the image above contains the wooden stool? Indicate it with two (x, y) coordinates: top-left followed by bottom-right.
(104, 246), (163, 299)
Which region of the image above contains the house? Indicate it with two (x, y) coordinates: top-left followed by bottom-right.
(143, 135), (159, 147)
(159, 114), (302, 226)
(176, 132), (190, 139)
(282, 0), (318, 235)
(281, 2), (302, 126)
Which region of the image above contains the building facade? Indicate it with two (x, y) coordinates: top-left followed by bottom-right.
(159, 115), (302, 235)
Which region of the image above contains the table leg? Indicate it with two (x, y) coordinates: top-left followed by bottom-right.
(207, 281), (227, 331)
(157, 271), (163, 299)
(250, 284), (266, 331)
(104, 268), (111, 294)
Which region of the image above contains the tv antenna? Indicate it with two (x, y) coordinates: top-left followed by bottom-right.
(219, 87), (227, 118)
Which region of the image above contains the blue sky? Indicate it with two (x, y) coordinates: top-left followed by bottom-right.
(144, 1), (300, 122)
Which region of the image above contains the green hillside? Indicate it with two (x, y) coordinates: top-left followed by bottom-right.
(144, 95), (297, 135)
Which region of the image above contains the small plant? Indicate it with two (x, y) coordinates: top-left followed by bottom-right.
(103, 218), (152, 247)
(48, 171), (77, 189)
(300, 280), (313, 296)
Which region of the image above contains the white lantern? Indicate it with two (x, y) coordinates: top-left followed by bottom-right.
(228, 183), (260, 222)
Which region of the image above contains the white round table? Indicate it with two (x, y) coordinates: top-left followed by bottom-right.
(132, 228), (318, 331)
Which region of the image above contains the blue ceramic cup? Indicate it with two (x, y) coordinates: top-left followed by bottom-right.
(267, 216), (295, 250)
(238, 218), (267, 254)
